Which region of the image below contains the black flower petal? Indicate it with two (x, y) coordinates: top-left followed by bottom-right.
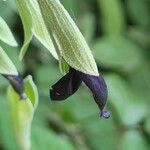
(3, 74), (25, 99)
(50, 68), (82, 100)
(77, 71), (110, 118)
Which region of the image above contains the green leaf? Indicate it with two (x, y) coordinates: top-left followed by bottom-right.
(0, 16), (17, 47)
(105, 74), (148, 126)
(7, 75), (38, 150)
(97, 0), (125, 35)
(93, 36), (144, 72)
(26, 0), (58, 59)
(0, 46), (18, 75)
(38, 0), (99, 76)
(15, 0), (33, 60)
(121, 130), (149, 150)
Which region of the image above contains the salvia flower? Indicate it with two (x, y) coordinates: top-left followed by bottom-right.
(38, 0), (110, 118)
(50, 68), (110, 119)
(3, 74), (26, 99)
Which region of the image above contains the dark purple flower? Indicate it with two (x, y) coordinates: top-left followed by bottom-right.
(50, 68), (110, 119)
(3, 74), (26, 99)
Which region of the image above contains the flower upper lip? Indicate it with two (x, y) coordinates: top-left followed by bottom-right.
(50, 68), (110, 119)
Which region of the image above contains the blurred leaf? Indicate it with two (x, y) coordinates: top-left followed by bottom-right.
(0, 0), (17, 25)
(36, 65), (60, 86)
(128, 27), (150, 48)
(35, 64), (60, 95)
(79, 13), (96, 43)
(38, 0), (99, 76)
(93, 36), (144, 72)
(127, 0), (150, 27)
(82, 116), (119, 150)
(61, 0), (77, 15)
(121, 130), (149, 150)
(51, 86), (99, 121)
(97, 0), (125, 35)
(0, 46), (18, 75)
(0, 75), (8, 87)
(26, 0), (58, 59)
(0, 16), (17, 47)
(61, 0), (89, 19)
(105, 74), (148, 126)
(15, 0), (33, 60)
(144, 118), (150, 135)
(67, 89), (98, 120)
(128, 64), (150, 102)
(31, 125), (75, 150)
(7, 75), (38, 150)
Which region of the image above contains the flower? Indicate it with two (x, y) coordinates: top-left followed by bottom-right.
(50, 68), (110, 119)
(3, 74), (26, 99)
(38, 0), (110, 118)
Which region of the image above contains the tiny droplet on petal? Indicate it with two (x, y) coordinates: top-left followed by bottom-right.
(100, 110), (110, 119)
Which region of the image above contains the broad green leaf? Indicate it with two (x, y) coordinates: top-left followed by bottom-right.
(121, 130), (149, 150)
(93, 36), (144, 72)
(15, 0), (33, 60)
(105, 74), (148, 126)
(26, 0), (58, 59)
(0, 46), (18, 75)
(97, 0), (125, 35)
(38, 0), (99, 76)
(0, 16), (17, 47)
(7, 75), (38, 150)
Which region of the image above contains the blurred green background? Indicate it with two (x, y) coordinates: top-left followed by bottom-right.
(0, 0), (150, 150)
